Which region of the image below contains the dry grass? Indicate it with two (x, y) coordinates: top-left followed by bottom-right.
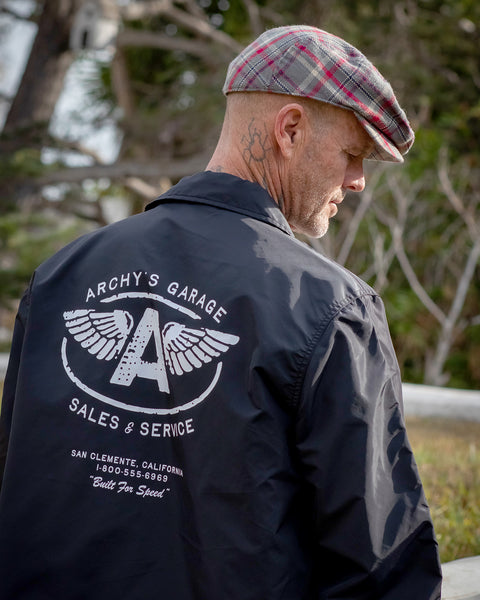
(406, 416), (480, 563)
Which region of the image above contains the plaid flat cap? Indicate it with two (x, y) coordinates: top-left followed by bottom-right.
(223, 26), (414, 163)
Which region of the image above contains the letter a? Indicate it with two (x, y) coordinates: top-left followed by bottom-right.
(110, 308), (170, 392)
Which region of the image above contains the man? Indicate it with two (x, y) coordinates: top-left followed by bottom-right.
(0, 25), (441, 599)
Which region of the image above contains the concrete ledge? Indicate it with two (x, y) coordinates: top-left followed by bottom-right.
(442, 556), (480, 600)
(0, 353), (8, 380)
(403, 383), (480, 422)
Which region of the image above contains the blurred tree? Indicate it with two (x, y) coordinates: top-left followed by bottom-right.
(2, 0), (79, 142)
(0, 0), (478, 387)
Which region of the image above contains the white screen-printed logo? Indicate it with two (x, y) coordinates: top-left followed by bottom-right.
(61, 292), (239, 415)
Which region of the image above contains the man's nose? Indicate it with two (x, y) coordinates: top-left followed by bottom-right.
(344, 161), (366, 192)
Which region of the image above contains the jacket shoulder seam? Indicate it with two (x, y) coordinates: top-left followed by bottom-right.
(290, 288), (378, 409)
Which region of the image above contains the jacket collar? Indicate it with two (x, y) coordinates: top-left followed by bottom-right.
(145, 171), (294, 237)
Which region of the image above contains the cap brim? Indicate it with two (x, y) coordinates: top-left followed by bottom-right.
(355, 114), (405, 163)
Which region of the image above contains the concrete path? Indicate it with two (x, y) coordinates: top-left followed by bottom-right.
(442, 556), (480, 600)
(0, 353), (7, 380)
(403, 382), (480, 422)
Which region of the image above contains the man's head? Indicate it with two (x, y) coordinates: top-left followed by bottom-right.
(207, 26), (413, 238)
(223, 25), (414, 163)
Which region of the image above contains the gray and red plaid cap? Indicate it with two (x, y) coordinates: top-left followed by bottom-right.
(223, 26), (414, 163)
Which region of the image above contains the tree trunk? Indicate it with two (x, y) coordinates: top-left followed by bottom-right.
(2, 0), (80, 142)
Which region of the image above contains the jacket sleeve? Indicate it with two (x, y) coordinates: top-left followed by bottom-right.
(295, 292), (442, 599)
(0, 286), (31, 488)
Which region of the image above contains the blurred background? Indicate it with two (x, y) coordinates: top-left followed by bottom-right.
(0, 0), (479, 566)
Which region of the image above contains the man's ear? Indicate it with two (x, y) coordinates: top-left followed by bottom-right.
(274, 103), (306, 159)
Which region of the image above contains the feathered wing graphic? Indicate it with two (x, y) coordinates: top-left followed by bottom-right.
(63, 309), (239, 378)
(162, 322), (240, 376)
(63, 309), (134, 361)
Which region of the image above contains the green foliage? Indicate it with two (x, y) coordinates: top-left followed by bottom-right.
(0, 211), (89, 308)
(384, 289), (430, 382)
(0, 148), (45, 179)
(406, 129), (444, 179)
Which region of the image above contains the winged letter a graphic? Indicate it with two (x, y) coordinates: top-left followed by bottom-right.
(63, 309), (239, 392)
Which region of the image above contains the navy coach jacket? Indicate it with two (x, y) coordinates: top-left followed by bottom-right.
(0, 171), (441, 599)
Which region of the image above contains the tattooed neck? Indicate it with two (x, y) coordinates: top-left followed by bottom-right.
(241, 118), (271, 164)
(241, 118), (272, 190)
